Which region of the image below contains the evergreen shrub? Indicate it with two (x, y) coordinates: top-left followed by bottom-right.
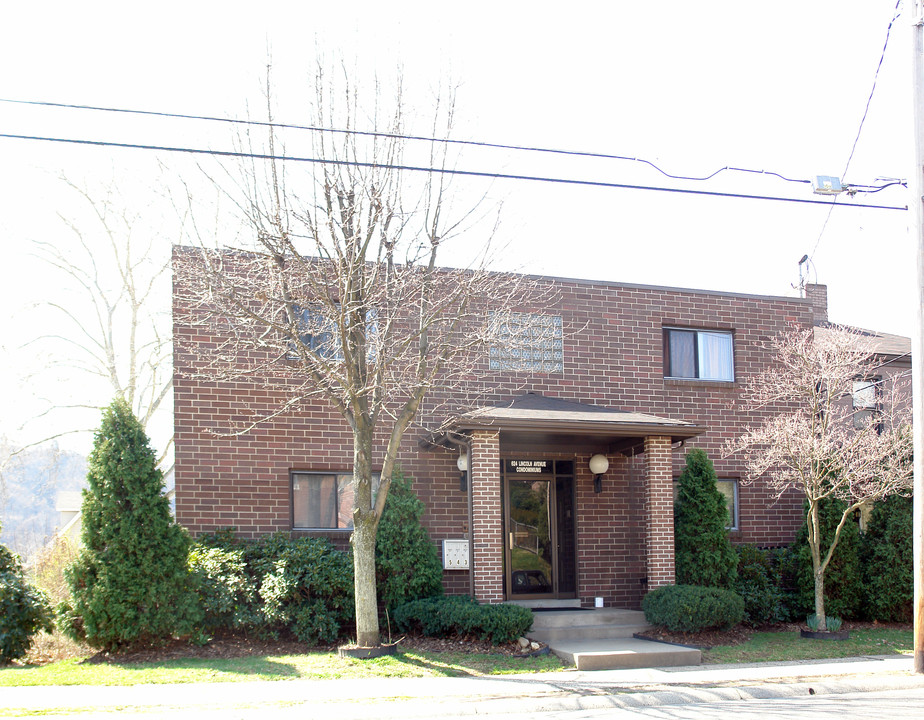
(674, 449), (737, 589)
(642, 585), (745, 633)
(0, 540), (54, 664)
(734, 545), (787, 626)
(191, 533), (354, 644)
(58, 399), (202, 650)
(392, 595), (533, 644)
(862, 495), (913, 622)
(187, 545), (261, 631)
(375, 471), (443, 611)
(258, 537), (354, 645)
(793, 497), (863, 620)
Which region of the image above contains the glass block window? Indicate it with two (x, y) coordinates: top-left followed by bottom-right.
(489, 313), (563, 374)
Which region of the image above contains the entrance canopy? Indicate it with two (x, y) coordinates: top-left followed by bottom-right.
(433, 392), (705, 455)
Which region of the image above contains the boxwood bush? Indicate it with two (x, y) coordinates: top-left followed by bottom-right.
(642, 585), (744, 633)
(392, 595), (533, 644)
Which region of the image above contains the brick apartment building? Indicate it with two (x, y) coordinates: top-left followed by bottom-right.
(173, 269), (910, 611)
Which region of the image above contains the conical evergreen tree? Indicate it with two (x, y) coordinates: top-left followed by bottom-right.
(375, 470), (443, 611)
(674, 448), (738, 589)
(59, 398), (201, 649)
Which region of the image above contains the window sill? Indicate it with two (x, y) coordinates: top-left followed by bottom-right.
(291, 528), (353, 534)
(664, 377), (736, 389)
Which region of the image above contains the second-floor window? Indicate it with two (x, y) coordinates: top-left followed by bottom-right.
(490, 312), (563, 374)
(291, 305), (377, 362)
(852, 378), (881, 431)
(663, 328), (734, 381)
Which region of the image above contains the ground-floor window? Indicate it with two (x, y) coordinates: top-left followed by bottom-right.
(673, 477), (739, 531)
(291, 472), (380, 530)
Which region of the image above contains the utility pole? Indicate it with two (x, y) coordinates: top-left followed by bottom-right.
(911, 0), (924, 675)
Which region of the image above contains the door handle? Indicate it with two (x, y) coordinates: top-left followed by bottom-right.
(509, 532), (514, 550)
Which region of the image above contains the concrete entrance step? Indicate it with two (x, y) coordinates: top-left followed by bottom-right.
(527, 608), (651, 643)
(547, 637), (702, 671)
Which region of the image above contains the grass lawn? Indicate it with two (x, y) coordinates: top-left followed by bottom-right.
(2, 627), (913, 686)
(702, 627), (913, 664)
(0, 648), (565, 687)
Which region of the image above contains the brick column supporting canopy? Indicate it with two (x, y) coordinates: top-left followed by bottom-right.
(470, 430), (503, 603)
(645, 435), (675, 589)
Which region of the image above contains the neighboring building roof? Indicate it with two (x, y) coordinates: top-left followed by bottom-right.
(436, 392), (705, 454)
(55, 491), (83, 513)
(815, 325), (911, 359)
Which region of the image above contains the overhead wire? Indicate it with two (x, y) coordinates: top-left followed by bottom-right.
(809, 0), (904, 264)
(0, 96), (864, 189)
(0, 131), (908, 211)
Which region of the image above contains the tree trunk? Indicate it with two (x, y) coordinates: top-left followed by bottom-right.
(813, 566), (827, 631)
(352, 516), (379, 647)
(808, 501), (828, 631)
(351, 422), (380, 648)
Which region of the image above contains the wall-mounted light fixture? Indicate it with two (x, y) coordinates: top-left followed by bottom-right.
(457, 452), (470, 492)
(589, 453), (609, 494)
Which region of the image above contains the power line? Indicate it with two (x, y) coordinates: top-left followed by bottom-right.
(810, 0), (904, 262)
(842, 0), (903, 180)
(0, 96), (838, 188)
(0, 131), (908, 211)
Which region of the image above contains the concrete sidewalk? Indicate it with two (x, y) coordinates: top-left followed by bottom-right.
(3, 655), (924, 718)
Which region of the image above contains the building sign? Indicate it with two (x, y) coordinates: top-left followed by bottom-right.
(505, 459), (552, 474)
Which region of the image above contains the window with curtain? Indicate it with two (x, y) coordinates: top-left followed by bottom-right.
(291, 472), (381, 529)
(663, 328), (734, 381)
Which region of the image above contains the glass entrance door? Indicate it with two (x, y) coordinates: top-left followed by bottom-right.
(504, 459), (576, 598)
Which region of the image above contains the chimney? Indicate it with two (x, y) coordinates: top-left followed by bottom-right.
(804, 283), (828, 326)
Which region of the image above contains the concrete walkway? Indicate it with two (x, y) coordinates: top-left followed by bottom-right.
(3, 655), (924, 718)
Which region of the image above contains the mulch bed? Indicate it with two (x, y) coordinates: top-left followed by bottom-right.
(71, 631), (532, 666)
(635, 620), (910, 649)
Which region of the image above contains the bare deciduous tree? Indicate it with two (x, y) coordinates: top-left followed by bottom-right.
(175, 66), (549, 647)
(22, 177), (174, 462)
(727, 326), (912, 630)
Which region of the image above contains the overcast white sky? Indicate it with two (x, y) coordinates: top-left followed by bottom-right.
(0, 1), (915, 453)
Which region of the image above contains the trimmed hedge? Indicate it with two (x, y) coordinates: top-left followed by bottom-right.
(642, 585), (744, 633)
(392, 595), (533, 645)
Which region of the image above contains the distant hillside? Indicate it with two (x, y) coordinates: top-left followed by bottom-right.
(0, 441), (86, 559)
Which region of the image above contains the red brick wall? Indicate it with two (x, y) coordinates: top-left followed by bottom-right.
(174, 260), (820, 605)
(644, 436), (675, 588)
(471, 431), (503, 603)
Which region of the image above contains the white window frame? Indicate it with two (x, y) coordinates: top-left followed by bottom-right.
(664, 327), (735, 382)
